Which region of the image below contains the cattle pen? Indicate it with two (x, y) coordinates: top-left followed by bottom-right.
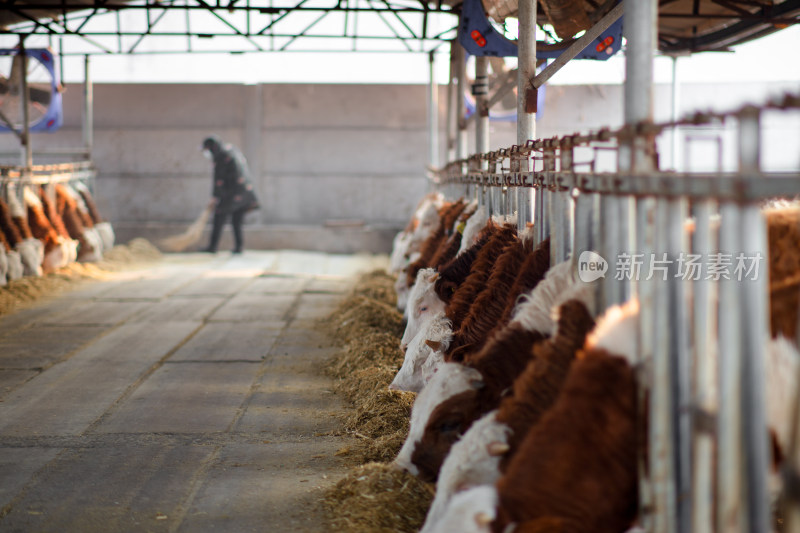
(1, 1), (800, 533)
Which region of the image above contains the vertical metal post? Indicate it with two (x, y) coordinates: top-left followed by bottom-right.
(83, 55), (94, 161)
(517, 0), (535, 232)
(474, 56), (489, 157)
(446, 43), (457, 163)
(572, 190), (593, 271)
(455, 43), (469, 160)
(738, 107), (771, 533)
(428, 51), (440, 170)
(558, 144), (575, 263)
(514, 151), (528, 230)
(622, 0), (658, 528)
(540, 149), (553, 249)
(650, 197), (678, 533)
(716, 109), (770, 533)
(690, 199), (717, 533)
(516, 0), (535, 145)
(670, 55), (680, 171)
(600, 193), (619, 307)
(668, 196), (691, 533)
(716, 201), (744, 533)
(19, 42), (32, 169)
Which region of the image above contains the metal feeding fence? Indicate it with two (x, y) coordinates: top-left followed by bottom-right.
(433, 86), (800, 531)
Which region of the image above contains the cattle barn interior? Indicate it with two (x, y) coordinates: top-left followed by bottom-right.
(0, 1), (799, 532)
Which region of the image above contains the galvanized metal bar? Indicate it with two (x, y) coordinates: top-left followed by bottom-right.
(716, 201), (744, 533)
(541, 150), (554, 250)
(445, 44), (456, 163)
(531, 1), (624, 89)
(517, 0), (536, 230)
(20, 42), (33, 170)
(650, 197), (678, 533)
(475, 56), (489, 157)
(739, 203), (771, 533)
(548, 183), (557, 264)
(622, 0), (659, 527)
(737, 106), (771, 533)
(428, 51), (439, 170)
(599, 194), (620, 307)
(455, 42), (468, 160)
(690, 199), (717, 533)
(667, 195), (691, 533)
(516, 0), (535, 145)
(83, 55), (93, 161)
(560, 145), (575, 262)
(572, 190), (593, 269)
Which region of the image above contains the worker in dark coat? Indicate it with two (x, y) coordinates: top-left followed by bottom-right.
(201, 135), (259, 254)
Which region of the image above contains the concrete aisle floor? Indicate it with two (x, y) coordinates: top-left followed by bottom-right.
(0, 250), (386, 533)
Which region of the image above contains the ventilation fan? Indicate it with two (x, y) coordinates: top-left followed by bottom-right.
(458, 0), (623, 60)
(0, 48), (63, 133)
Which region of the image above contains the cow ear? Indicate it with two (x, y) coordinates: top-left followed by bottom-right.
(469, 378), (485, 390)
(487, 442), (510, 456)
(475, 512), (493, 527)
(425, 339), (442, 351)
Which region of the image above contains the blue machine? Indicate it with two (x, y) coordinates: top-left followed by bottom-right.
(0, 48), (63, 133)
(457, 0), (623, 60)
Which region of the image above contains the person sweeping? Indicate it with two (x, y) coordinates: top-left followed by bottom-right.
(200, 135), (260, 254)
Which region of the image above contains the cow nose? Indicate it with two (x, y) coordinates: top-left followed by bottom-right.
(388, 383), (400, 391)
(400, 343), (408, 352)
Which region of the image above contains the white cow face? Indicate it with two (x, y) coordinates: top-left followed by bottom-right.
(394, 362), (483, 475)
(421, 411), (509, 533)
(390, 312), (452, 392)
(421, 485), (498, 533)
(400, 268), (447, 350)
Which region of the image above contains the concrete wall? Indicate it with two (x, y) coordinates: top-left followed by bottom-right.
(1, 80), (797, 252)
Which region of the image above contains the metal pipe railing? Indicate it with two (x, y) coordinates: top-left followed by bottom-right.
(430, 92), (800, 533)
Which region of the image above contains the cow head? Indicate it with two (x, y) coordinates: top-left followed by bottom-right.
(420, 485), (498, 533)
(390, 312), (452, 392)
(400, 268), (446, 350)
(410, 385), (486, 482)
(394, 362), (483, 477)
(421, 410), (510, 532)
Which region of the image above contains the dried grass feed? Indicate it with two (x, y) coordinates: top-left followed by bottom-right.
(0, 238), (163, 317)
(324, 462), (434, 533)
(767, 206), (800, 339)
(321, 270), (434, 529)
(325, 295), (405, 343)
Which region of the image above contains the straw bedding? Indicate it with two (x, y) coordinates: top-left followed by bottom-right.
(0, 238), (162, 317)
(322, 269), (434, 532)
(767, 206), (800, 339)
(324, 462), (434, 533)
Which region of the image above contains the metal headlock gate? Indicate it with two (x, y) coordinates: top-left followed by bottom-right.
(0, 45), (97, 193)
(430, 0), (800, 531)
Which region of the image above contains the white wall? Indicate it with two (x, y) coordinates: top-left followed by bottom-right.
(1, 79), (797, 251)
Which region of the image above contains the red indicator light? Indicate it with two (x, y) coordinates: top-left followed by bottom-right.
(471, 29), (487, 47)
(596, 35), (615, 52)
(47, 119), (55, 128)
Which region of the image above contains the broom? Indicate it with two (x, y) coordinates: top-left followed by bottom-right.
(158, 204), (214, 252)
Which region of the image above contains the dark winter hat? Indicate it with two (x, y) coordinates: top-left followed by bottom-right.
(202, 135), (222, 151)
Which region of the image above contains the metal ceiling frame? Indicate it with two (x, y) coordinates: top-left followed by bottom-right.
(0, 0), (461, 55)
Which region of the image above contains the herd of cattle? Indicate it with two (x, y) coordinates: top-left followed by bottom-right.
(0, 182), (114, 284)
(384, 193), (799, 533)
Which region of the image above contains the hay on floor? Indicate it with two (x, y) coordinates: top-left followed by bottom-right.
(350, 269), (398, 308)
(321, 269), (433, 529)
(327, 332), (404, 379)
(0, 238), (163, 317)
(324, 295), (405, 343)
(324, 462), (435, 533)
